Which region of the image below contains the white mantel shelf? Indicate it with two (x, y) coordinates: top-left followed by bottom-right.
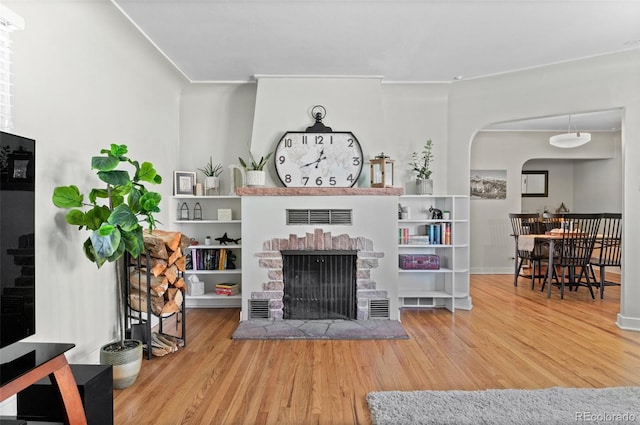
(236, 187), (404, 196)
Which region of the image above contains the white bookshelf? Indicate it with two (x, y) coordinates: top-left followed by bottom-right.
(172, 195), (242, 308)
(397, 195), (471, 312)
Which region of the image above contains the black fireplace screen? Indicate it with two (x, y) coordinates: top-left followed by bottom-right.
(281, 250), (357, 320)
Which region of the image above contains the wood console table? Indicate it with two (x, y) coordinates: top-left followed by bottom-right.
(0, 342), (87, 425)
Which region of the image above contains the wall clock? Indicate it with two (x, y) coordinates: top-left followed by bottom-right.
(274, 106), (363, 188)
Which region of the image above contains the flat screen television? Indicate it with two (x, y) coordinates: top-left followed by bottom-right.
(0, 131), (35, 349)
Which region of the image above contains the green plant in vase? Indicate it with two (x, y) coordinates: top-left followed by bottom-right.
(52, 144), (162, 388)
(409, 139), (434, 194)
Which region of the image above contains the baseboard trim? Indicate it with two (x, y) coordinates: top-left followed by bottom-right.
(616, 314), (640, 332)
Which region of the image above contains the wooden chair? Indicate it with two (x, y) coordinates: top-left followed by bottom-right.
(508, 213), (547, 289)
(542, 213), (602, 299)
(588, 213), (622, 299)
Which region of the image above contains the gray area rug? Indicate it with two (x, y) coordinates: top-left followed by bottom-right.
(367, 387), (640, 425)
(231, 319), (409, 340)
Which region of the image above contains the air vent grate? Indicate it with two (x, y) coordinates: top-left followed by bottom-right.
(369, 299), (390, 319)
(248, 299), (270, 319)
(286, 209), (352, 225)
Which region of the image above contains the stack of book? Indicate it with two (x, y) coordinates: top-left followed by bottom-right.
(215, 283), (239, 296)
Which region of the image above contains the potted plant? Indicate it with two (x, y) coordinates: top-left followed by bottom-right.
(409, 139), (434, 195)
(197, 156), (223, 196)
(52, 144), (162, 389)
(238, 151), (272, 186)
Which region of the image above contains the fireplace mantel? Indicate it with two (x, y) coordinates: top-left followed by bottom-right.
(236, 187), (404, 196)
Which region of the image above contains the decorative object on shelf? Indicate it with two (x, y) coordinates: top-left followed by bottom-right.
(274, 105), (363, 188)
(218, 208), (232, 221)
(370, 153), (395, 188)
(556, 202), (569, 213)
(429, 206), (443, 219)
(180, 202), (190, 220)
(198, 156), (223, 196)
(52, 144), (162, 389)
(549, 114), (591, 148)
(193, 202), (203, 220)
(173, 170), (196, 195)
(442, 210), (451, 220)
(195, 183), (204, 196)
(399, 204), (409, 220)
(204, 236), (212, 245)
(399, 254), (440, 270)
(187, 275), (205, 296)
(238, 151), (273, 187)
(410, 139), (434, 195)
(215, 232), (241, 245)
(227, 164), (245, 195)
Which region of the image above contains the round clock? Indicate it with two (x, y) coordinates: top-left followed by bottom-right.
(274, 108), (364, 188)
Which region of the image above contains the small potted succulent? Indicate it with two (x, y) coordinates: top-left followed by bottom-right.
(409, 139), (434, 195)
(238, 151), (272, 186)
(198, 156), (223, 195)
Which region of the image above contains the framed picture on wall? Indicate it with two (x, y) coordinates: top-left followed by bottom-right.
(174, 171), (196, 195)
(470, 170), (507, 199)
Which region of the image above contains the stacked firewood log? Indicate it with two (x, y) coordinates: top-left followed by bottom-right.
(128, 229), (191, 356)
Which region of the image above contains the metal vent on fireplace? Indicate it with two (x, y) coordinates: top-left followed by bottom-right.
(369, 299), (390, 319)
(286, 209), (352, 225)
(248, 299), (270, 319)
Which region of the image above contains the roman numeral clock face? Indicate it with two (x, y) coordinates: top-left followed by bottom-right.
(275, 132), (364, 187)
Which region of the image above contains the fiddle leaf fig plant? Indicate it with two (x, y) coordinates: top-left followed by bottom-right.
(53, 144), (162, 268)
(52, 144), (162, 350)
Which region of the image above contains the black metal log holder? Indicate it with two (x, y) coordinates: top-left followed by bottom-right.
(125, 251), (187, 360)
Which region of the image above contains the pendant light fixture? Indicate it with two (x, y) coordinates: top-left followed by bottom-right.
(549, 115), (591, 148)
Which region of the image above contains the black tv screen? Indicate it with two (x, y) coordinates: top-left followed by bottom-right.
(0, 131), (35, 349)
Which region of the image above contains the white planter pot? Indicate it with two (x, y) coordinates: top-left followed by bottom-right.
(204, 176), (220, 196)
(246, 170), (266, 187)
(416, 178), (433, 195)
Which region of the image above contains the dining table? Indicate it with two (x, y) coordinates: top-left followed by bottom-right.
(517, 229), (593, 298)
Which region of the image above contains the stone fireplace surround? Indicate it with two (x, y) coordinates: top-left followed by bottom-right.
(238, 187), (402, 321)
(254, 228), (385, 320)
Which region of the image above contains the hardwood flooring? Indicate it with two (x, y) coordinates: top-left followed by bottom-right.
(114, 273), (640, 425)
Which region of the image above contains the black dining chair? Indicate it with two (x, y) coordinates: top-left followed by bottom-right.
(588, 213), (622, 299)
(508, 213), (547, 289)
(541, 213), (602, 299)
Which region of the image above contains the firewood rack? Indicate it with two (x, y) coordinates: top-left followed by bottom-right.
(125, 251), (186, 360)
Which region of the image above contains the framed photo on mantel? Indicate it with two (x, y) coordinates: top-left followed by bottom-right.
(174, 171), (196, 195)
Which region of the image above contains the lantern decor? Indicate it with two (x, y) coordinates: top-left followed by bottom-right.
(193, 202), (203, 220)
(369, 153), (394, 188)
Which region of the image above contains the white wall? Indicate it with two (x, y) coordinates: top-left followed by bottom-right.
(449, 50), (640, 329)
(6, 0), (185, 365)
(179, 84), (257, 195)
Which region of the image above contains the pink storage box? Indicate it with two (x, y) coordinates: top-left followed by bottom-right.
(399, 254), (440, 270)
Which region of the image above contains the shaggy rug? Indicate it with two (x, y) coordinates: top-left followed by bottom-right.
(367, 387), (640, 425)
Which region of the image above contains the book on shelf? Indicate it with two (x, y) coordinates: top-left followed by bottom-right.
(188, 248), (237, 271)
(215, 282), (239, 296)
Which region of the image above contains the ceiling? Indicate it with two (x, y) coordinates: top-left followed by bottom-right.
(110, 0), (636, 130)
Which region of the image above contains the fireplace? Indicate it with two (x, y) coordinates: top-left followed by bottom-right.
(239, 188), (402, 321)
(282, 250), (357, 320)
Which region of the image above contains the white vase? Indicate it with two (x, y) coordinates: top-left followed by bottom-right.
(246, 170), (266, 187)
(416, 178), (433, 195)
(204, 176), (219, 196)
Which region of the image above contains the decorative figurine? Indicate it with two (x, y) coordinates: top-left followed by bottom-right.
(215, 232), (241, 245)
(428, 206), (443, 219)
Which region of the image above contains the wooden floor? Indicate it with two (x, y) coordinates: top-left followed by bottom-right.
(114, 273), (640, 425)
